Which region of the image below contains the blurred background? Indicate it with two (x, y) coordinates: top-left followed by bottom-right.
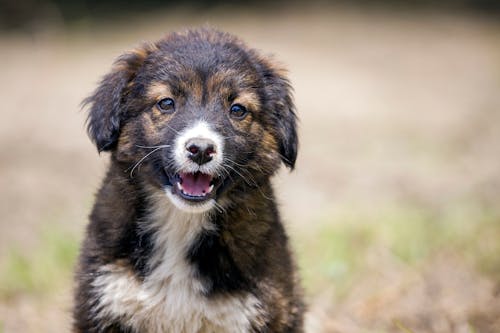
(1, 1), (499, 332)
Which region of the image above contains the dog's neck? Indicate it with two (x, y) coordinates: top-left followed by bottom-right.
(142, 185), (214, 265)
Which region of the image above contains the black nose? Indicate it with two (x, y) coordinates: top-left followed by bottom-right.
(186, 138), (216, 165)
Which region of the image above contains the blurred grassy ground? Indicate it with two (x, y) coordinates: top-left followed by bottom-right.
(0, 4), (499, 333)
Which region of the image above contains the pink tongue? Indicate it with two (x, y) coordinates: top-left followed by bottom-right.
(180, 172), (212, 196)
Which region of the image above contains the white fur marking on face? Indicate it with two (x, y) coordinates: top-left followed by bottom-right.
(165, 188), (216, 213)
(174, 120), (224, 175)
(92, 190), (262, 333)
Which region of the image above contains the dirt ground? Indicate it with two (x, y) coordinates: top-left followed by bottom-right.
(1, 5), (499, 333)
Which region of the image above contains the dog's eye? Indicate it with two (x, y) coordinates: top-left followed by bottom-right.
(229, 104), (248, 119)
(157, 98), (175, 114)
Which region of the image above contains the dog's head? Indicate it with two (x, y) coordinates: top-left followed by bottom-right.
(84, 29), (298, 213)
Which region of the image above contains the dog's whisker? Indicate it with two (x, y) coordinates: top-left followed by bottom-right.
(223, 163), (258, 187)
(223, 158), (260, 182)
(136, 144), (171, 149)
(219, 166), (237, 186)
(223, 159), (275, 201)
(163, 123), (181, 135)
(223, 157), (251, 169)
(220, 135), (242, 140)
(213, 201), (227, 214)
(128, 146), (164, 178)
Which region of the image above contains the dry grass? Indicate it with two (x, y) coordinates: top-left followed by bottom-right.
(0, 5), (499, 332)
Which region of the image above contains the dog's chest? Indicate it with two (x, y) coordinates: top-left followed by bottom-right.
(92, 204), (261, 333)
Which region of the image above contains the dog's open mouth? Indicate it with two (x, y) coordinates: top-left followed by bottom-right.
(170, 171), (223, 202)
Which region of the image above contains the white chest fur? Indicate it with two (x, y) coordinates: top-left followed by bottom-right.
(92, 193), (262, 333)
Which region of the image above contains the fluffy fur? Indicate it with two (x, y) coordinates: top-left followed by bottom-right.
(74, 28), (304, 333)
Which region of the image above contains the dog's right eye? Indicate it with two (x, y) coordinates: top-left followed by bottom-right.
(157, 98), (175, 114)
(229, 104), (248, 120)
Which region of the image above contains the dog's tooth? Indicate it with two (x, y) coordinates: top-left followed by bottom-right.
(177, 182), (183, 190)
(208, 184), (214, 193)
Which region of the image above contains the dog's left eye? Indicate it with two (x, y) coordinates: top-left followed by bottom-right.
(229, 104), (248, 119)
(157, 98), (175, 114)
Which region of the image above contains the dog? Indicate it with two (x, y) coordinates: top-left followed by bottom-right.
(73, 28), (304, 333)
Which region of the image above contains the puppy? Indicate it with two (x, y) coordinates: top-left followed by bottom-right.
(74, 28), (304, 333)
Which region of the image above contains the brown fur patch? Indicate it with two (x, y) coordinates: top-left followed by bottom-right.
(146, 81), (173, 100)
(234, 91), (261, 112)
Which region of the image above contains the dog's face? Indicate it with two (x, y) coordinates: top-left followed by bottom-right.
(85, 30), (297, 213)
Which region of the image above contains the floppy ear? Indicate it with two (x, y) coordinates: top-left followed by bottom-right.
(260, 60), (299, 170)
(83, 46), (153, 152)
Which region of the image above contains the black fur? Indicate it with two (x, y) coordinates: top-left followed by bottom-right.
(259, 64), (298, 169)
(85, 48), (154, 152)
(187, 225), (251, 296)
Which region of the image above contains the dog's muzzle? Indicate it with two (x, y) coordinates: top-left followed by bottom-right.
(164, 121), (226, 211)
